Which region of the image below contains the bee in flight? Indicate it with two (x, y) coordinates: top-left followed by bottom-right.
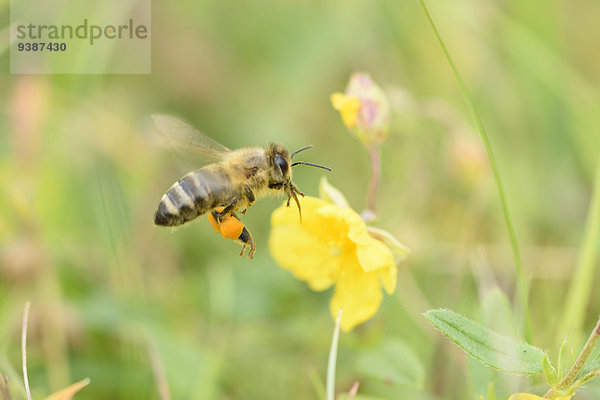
(152, 114), (330, 258)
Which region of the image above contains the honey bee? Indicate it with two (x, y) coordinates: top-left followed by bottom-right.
(152, 114), (330, 258)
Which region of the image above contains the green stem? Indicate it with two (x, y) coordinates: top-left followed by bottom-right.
(326, 309), (342, 400)
(417, 0), (531, 342)
(544, 316), (600, 398)
(558, 157), (600, 343)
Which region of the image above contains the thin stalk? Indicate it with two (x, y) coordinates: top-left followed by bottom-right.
(558, 157), (600, 344)
(147, 335), (171, 400)
(365, 146), (381, 216)
(326, 309), (342, 400)
(417, 0), (531, 341)
(22, 301), (31, 400)
(544, 316), (600, 398)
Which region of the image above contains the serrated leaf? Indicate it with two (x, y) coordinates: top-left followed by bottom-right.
(557, 340), (575, 379)
(543, 354), (559, 387)
(581, 343), (600, 376)
(425, 309), (544, 374)
(572, 371), (599, 390)
(42, 378), (90, 400)
(355, 339), (424, 388)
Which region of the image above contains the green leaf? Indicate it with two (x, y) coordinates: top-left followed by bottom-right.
(572, 372), (598, 391)
(480, 287), (518, 338)
(557, 340), (574, 379)
(543, 354), (559, 387)
(581, 344), (600, 376)
(355, 339), (424, 388)
(424, 309), (544, 374)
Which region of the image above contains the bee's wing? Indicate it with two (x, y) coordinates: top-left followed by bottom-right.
(151, 113), (231, 162)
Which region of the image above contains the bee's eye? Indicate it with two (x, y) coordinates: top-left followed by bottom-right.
(274, 154), (288, 174)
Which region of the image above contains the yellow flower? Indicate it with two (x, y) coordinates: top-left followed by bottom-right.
(330, 92), (361, 129)
(269, 190), (405, 331)
(507, 394), (573, 400)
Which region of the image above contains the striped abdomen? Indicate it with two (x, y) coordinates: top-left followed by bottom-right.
(154, 165), (233, 227)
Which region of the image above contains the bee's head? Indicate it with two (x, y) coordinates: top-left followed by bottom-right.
(267, 143), (292, 184)
(266, 143), (331, 223)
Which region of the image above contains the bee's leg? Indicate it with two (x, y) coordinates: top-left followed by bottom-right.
(215, 199), (239, 222)
(240, 185), (255, 215)
(228, 212), (255, 258)
(237, 226), (255, 258)
(290, 183), (305, 197)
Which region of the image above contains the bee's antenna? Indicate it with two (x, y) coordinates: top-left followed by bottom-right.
(291, 145), (313, 159)
(291, 161), (332, 171)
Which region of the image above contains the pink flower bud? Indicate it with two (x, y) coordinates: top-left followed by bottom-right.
(331, 73), (391, 147)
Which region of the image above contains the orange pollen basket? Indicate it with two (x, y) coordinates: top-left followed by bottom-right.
(207, 208), (245, 240)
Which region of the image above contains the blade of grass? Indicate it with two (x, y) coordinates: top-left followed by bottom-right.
(558, 158), (600, 344)
(327, 309), (342, 400)
(42, 378), (91, 400)
(146, 335), (171, 400)
(417, 0), (531, 342)
(22, 301), (32, 400)
(347, 381), (360, 399)
(308, 367), (327, 400)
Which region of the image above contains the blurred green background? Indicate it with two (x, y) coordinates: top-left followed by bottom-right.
(1, 0), (600, 399)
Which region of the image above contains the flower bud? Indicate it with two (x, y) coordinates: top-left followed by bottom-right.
(331, 72), (391, 147)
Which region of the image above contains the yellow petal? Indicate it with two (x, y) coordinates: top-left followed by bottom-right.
(272, 197), (350, 246)
(356, 237), (395, 273)
(329, 263), (383, 331)
(507, 394), (572, 400)
(270, 197), (347, 290)
(271, 196), (329, 226)
(269, 223), (338, 291)
(330, 92), (348, 109)
(378, 262), (397, 294)
(507, 394), (543, 400)
(316, 204), (362, 233)
(319, 176), (350, 209)
(330, 92), (361, 129)
(347, 222), (396, 274)
(366, 226), (410, 260)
